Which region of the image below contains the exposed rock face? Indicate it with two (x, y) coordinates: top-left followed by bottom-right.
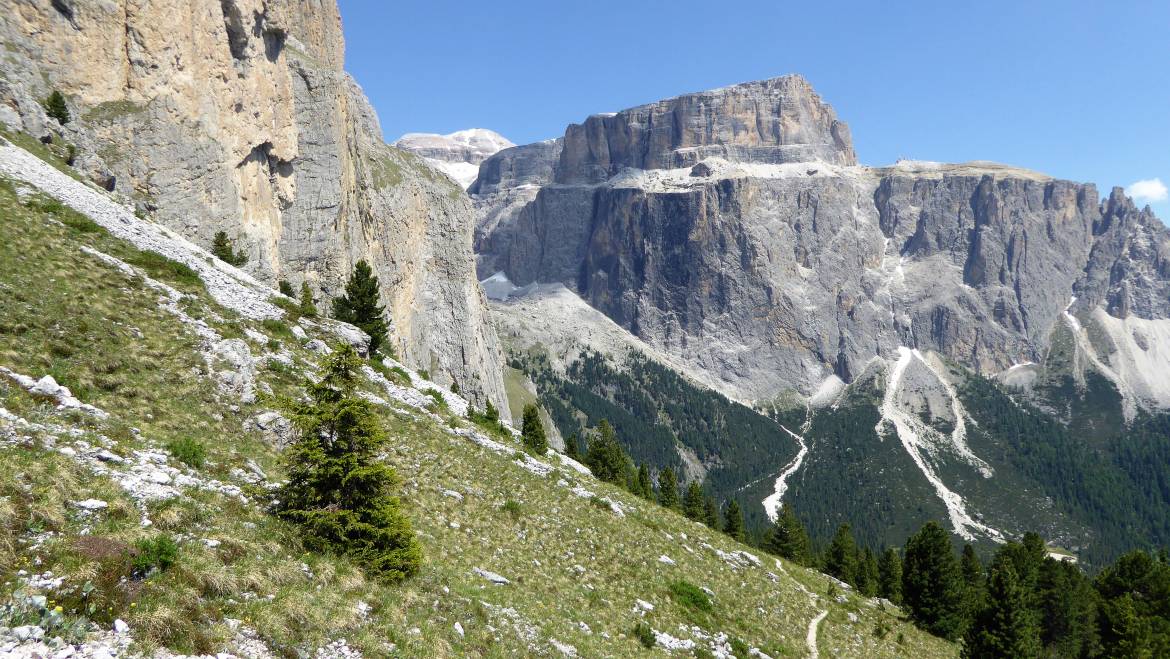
(475, 76), (1170, 408)
(555, 76), (856, 185)
(0, 0), (508, 416)
(394, 128), (514, 189)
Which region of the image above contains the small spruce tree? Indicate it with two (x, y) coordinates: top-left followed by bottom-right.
(657, 468), (680, 509)
(586, 420), (628, 484)
(636, 463), (654, 500)
(825, 523), (859, 586)
(211, 230), (248, 266)
(299, 281), (318, 317)
(682, 481), (705, 520)
(963, 557), (1042, 658)
(521, 403), (548, 455)
(703, 496), (720, 530)
(857, 547), (880, 597)
(878, 547), (904, 605)
(274, 345), (421, 581)
(332, 260), (389, 355)
(44, 90), (70, 125)
(763, 503), (812, 566)
(724, 500), (744, 542)
(902, 521), (967, 640)
(278, 280), (295, 297)
(484, 399), (500, 423)
(565, 433), (581, 462)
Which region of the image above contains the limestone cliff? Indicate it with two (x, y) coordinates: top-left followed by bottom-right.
(474, 76), (1170, 410)
(0, 0), (508, 416)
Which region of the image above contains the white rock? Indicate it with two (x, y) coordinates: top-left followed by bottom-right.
(12, 625), (44, 641)
(658, 555), (676, 566)
(113, 618), (129, 634)
(73, 498), (109, 511)
(442, 489), (464, 501)
(454, 622), (464, 637)
(472, 567), (510, 585)
(147, 471), (172, 484)
(305, 339), (331, 355)
(30, 375), (62, 397)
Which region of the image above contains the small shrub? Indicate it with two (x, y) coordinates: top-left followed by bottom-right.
(298, 281), (318, 317)
(278, 280), (295, 297)
(729, 637), (749, 656)
(668, 579), (713, 613)
(589, 495), (610, 511)
(132, 534), (178, 576)
(270, 295), (300, 316)
(390, 366), (411, 383)
(166, 437), (206, 468)
(261, 318), (294, 339)
(424, 388), (446, 410)
(633, 621), (656, 649)
(500, 499), (522, 518)
(125, 250), (201, 288)
(417, 369), (430, 380)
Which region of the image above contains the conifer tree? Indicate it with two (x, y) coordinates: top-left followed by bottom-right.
(724, 500), (744, 542)
(635, 463), (654, 500)
(274, 345), (421, 581)
(211, 230), (248, 266)
(703, 496), (720, 530)
(299, 281), (318, 317)
(963, 557), (1042, 658)
(825, 523), (859, 586)
(332, 260), (389, 355)
(1037, 557), (1100, 657)
(586, 420), (628, 484)
(878, 548), (903, 604)
(763, 504), (811, 566)
(278, 280), (295, 297)
(520, 404), (548, 454)
(682, 482), (705, 520)
(565, 433), (581, 462)
(484, 399), (500, 424)
(657, 467), (680, 509)
(962, 543), (987, 616)
(857, 547), (880, 596)
(44, 90), (70, 125)
(902, 521), (967, 640)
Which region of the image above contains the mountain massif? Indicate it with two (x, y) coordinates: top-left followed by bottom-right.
(3, 0), (1170, 656)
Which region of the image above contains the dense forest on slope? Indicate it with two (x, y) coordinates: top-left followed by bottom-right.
(514, 350), (802, 513)
(961, 373), (1170, 567)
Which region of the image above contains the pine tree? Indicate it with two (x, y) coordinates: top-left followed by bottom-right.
(278, 280), (295, 297)
(824, 523), (859, 586)
(963, 557), (1042, 658)
(657, 467), (680, 509)
(520, 403), (548, 454)
(703, 496), (720, 530)
(723, 500), (744, 542)
(299, 281), (318, 317)
(565, 433), (581, 462)
(1100, 595), (1153, 659)
(44, 90), (70, 125)
(484, 400), (500, 423)
(1037, 557), (1100, 657)
(902, 521), (967, 640)
(332, 260), (389, 355)
(857, 547), (880, 597)
(274, 345), (421, 581)
(211, 230), (248, 267)
(682, 482), (705, 520)
(586, 420), (628, 484)
(635, 463), (654, 500)
(878, 548), (903, 604)
(763, 504), (811, 566)
(961, 543), (987, 617)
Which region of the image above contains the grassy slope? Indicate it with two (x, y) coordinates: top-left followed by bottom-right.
(0, 171), (955, 657)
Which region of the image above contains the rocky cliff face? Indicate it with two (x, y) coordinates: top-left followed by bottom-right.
(474, 76), (1170, 410)
(0, 0), (508, 416)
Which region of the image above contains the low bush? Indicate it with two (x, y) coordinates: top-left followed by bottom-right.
(668, 579), (713, 613)
(633, 621), (656, 648)
(132, 534), (179, 576)
(125, 250), (201, 288)
(166, 437), (206, 469)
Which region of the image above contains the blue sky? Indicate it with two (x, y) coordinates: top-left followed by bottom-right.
(339, 0), (1170, 217)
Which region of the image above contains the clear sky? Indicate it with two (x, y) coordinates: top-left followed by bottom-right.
(339, 0), (1170, 217)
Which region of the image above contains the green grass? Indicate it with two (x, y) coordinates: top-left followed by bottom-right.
(0, 172), (957, 657)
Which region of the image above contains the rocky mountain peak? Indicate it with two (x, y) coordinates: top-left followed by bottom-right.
(394, 128), (514, 188)
(555, 74), (856, 185)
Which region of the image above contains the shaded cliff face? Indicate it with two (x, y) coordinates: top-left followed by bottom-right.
(474, 76), (1170, 409)
(0, 0), (508, 415)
